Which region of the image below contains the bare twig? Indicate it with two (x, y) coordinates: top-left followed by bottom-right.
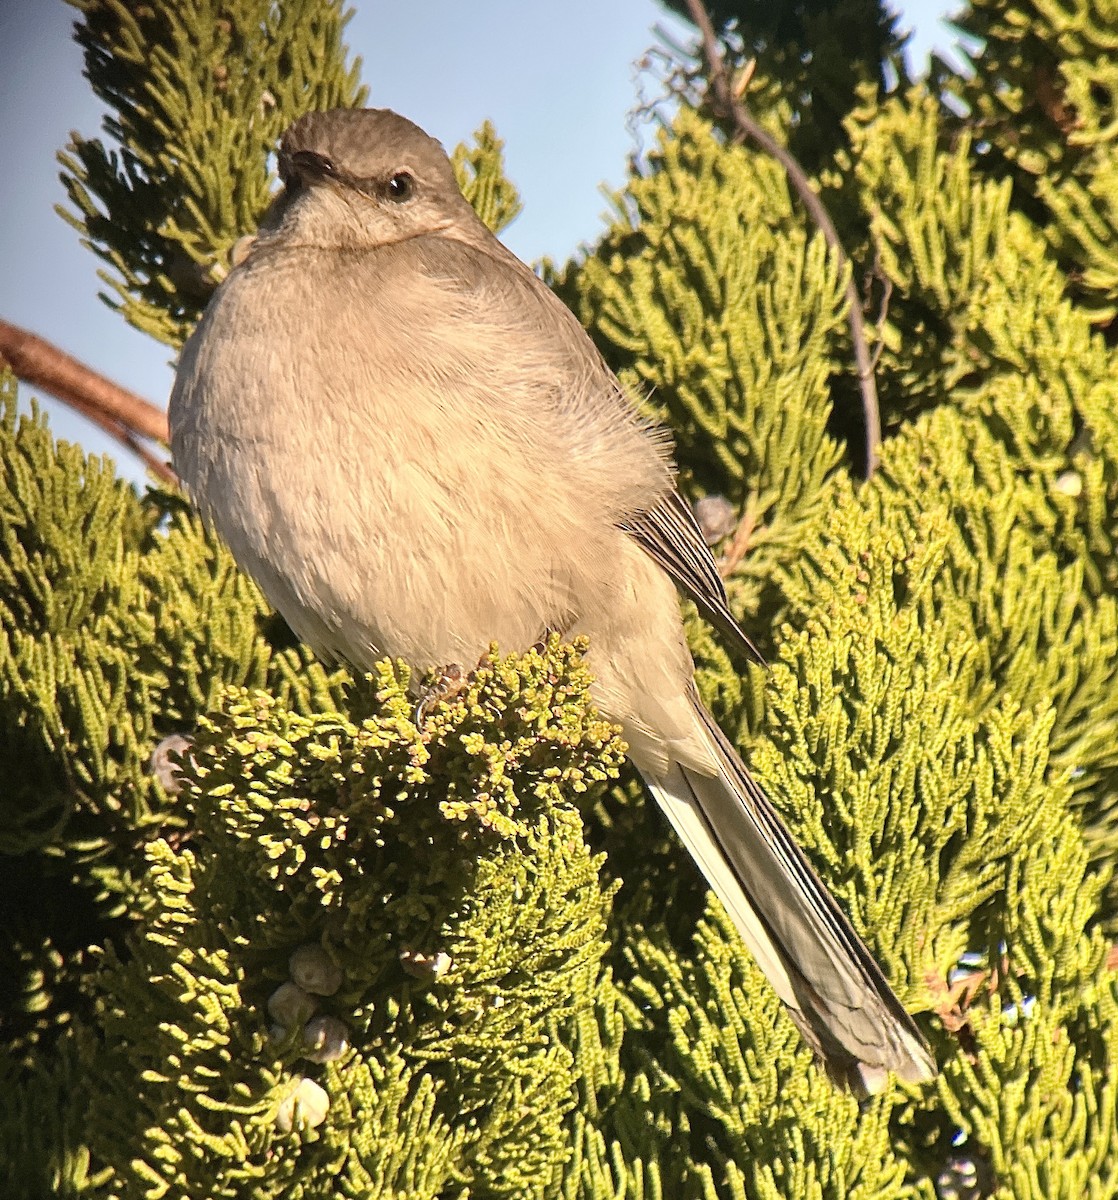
(719, 501), (758, 578)
(0, 319), (169, 441)
(55, 382), (177, 485)
(682, 0), (883, 477)
(866, 265), (893, 375)
(0, 318), (176, 484)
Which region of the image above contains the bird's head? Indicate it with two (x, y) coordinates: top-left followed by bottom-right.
(261, 107), (477, 252)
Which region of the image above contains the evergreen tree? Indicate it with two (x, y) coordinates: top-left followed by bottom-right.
(941, 0), (1118, 328)
(4, 1), (1118, 1197)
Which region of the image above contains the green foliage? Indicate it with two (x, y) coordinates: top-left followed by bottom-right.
(9, 0), (1118, 1196)
(767, 475), (1118, 1199)
(76, 642), (625, 1199)
(57, 0), (523, 350)
(836, 92), (1118, 920)
(944, 0), (1118, 323)
(556, 108), (847, 644)
(0, 376), (346, 1068)
(553, 52), (1118, 1194)
(452, 121), (524, 236)
(661, 0), (912, 170)
(0, 1032), (108, 1198)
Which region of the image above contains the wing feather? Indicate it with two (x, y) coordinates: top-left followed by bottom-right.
(623, 492), (763, 664)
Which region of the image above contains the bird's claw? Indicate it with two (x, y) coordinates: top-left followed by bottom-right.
(413, 662), (468, 724)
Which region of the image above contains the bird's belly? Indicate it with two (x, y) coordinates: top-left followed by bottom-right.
(170, 268), (635, 681)
(195, 426), (576, 677)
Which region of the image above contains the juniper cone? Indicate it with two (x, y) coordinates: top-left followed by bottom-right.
(169, 106), (936, 1092)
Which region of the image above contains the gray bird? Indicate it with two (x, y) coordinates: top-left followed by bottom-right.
(169, 107), (936, 1092)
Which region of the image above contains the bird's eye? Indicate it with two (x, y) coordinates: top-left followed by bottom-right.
(386, 171), (415, 202)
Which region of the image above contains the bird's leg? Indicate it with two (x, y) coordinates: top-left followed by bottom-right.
(530, 619), (573, 654)
(415, 623), (571, 725)
(413, 662), (469, 724)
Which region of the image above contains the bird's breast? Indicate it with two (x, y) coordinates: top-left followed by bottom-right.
(169, 258), (615, 674)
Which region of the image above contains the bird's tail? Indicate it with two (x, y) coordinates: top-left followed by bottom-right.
(639, 701), (936, 1093)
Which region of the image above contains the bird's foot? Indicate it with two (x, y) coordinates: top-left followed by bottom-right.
(414, 662), (469, 724)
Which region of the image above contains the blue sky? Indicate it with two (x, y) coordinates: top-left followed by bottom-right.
(0, 0), (962, 484)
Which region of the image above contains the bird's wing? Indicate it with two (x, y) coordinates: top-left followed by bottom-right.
(421, 231), (762, 665)
(622, 491), (763, 665)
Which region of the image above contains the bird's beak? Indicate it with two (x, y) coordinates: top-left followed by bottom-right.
(279, 149), (338, 190)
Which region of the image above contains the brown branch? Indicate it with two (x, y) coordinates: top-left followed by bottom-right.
(0, 318), (176, 485)
(866, 258), (893, 375)
(57, 382), (178, 485)
(719, 500), (758, 578)
(682, 0), (883, 478)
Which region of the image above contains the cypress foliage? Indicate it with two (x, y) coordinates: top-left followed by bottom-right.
(943, 0), (1118, 326)
(657, 0), (912, 167)
(80, 645), (624, 1199)
(5, 1), (1118, 1196)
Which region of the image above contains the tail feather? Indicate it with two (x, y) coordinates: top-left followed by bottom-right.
(639, 701), (936, 1093)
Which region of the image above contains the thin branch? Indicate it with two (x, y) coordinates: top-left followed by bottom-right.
(0, 319), (169, 441)
(682, 0), (883, 478)
(0, 318), (176, 484)
(865, 250), (894, 374)
(719, 500), (758, 579)
(56, 381), (178, 485)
